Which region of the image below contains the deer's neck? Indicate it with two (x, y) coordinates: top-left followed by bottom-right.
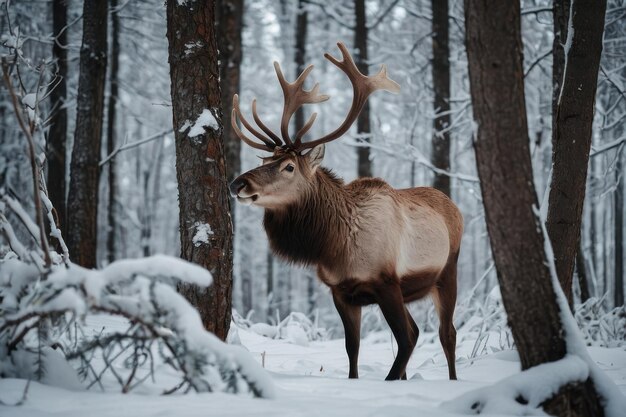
(263, 168), (352, 267)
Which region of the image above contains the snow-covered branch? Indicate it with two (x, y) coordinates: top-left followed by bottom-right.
(0, 253), (274, 397)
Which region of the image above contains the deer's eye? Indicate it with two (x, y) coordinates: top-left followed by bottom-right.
(285, 164), (295, 172)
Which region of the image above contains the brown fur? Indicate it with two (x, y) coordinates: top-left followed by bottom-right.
(231, 148), (463, 380)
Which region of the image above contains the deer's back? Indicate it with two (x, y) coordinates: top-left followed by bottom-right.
(324, 180), (461, 285)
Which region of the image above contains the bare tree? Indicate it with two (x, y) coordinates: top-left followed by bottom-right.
(66, 0), (109, 268)
(354, 0), (371, 178)
(430, 0), (451, 197)
(217, 0), (245, 313)
(106, 0), (121, 264)
(547, 0), (607, 305)
(293, 0), (317, 315)
(615, 154), (624, 306)
(47, 0), (68, 235)
(166, 0), (233, 340)
(294, 0), (308, 137)
(217, 0), (244, 198)
(576, 244), (591, 302)
(464, 1), (604, 415)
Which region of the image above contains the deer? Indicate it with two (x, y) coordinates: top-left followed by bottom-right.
(228, 42), (463, 381)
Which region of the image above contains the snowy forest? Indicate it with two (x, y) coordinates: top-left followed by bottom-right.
(0, 0), (625, 416)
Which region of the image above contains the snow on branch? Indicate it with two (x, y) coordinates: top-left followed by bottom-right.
(442, 355), (589, 415)
(0, 254), (274, 398)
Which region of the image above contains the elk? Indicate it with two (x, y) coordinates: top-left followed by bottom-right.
(229, 42), (463, 381)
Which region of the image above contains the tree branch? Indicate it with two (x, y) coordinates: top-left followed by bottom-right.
(368, 0), (401, 29)
(1, 59), (51, 268)
(99, 129), (171, 167)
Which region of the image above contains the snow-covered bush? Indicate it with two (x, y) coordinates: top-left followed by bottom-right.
(455, 285), (514, 358)
(234, 309), (327, 344)
(0, 187), (273, 397)
(575, 297), (626, 347)
(0, 252), (274, 397)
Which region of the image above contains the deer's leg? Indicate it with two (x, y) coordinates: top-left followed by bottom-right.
(375, 280), (416, 380)
(332, 290), (362, 379)
(433, 259), (458, 380)
(401, 307), (420, 379)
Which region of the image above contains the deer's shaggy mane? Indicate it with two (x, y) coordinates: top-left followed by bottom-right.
(263, 167), (352, 267)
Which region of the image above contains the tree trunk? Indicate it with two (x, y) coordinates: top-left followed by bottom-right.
(576, 243), (591, 303)
(216, 0), (244, 316)
(430, 0), (451, 197)
(267, 249), (274, 317)
(547, 0), (607, 306)
(106, 0), (120, 264)
(141, 169), (151, 257)
(66, 0), (108, 268)
(216, 0), (243, 205)
(464, 1), (604, 415)
(166, 0), (234, 341)
(216, 0), (245, 314)
(354, 0), (371, 178)
(47, 0), (68, 236)
(294, 0), (316, 315)
(615, 153), (624, 306)
(551, 0), (570, 125)
(294, 0), (308, 135)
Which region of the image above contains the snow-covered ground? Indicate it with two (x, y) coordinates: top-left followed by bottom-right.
(1, 315), (625, 417)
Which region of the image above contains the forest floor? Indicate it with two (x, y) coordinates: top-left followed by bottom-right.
(1, 314), (625, 417)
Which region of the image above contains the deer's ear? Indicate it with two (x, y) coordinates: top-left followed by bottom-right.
(304, 144), (325, 170)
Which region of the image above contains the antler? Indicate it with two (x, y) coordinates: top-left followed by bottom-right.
(230, 65), (328, 151)
(232, 42), (399, 153)
(298, 42), (400, 151)
(231, 94), (276, 152)
(274, 62), (330, 146)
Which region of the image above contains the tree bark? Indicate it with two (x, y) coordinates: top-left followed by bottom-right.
(216, 0), (243, 201)
(106, 0), (120, 264)
(354, 0), (371, 178)
(216, 0), (244, 312)
(294, 0), (308, 136)
(47, 0), (68, 236)
(266, 249), (274, 316)
(576, 243), (591, 303)
(551, 0), (570, 125)
(67, 0), (108, 268)
(464, 1), (604, 415)
(547, 0), (607, 306)
(166, 0), (234, 340)
(294, 0), (316, 315)
(430, 0), (451, 197)
(615, 153), (624, 307)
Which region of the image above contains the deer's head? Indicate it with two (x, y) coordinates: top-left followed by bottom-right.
(228, 42), (400, 209)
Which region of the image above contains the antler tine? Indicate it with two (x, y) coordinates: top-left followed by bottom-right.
(232, 95), (275, 152)
(299, 42), (400, 151)
(294, 112), (317, 145)
(231, 109), (273, 152)
(252, 99), (282, 146)
(370, 64), (401, 94)
(273, 62), (330, 146)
